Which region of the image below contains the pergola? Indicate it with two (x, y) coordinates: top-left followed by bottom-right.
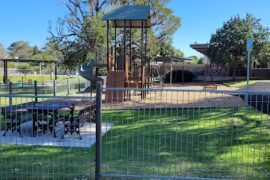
(0, 59), (58, 84)
(103, 5), (151, 85)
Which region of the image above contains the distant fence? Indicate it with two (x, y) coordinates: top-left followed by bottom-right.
(0, 78), (90, 96)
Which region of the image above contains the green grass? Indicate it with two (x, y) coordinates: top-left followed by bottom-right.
(0, 107), (269, 179)
(224, 80), (270, 87)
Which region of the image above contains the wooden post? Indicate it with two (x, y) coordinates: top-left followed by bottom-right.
(53, 80), (56, 96)
(124, 20), (127, 75)
(3, 60), (8, 84)
(129, 20), (132, 72)
(106, 21), (110, 71)
(141, 21), (144, 99)
(54, 62), (58, 80)
(114, 22), (117, 70)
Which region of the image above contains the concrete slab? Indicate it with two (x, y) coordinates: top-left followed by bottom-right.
(0, 121), (112, 148)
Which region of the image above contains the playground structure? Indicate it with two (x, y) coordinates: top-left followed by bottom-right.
(103, 5), (151, 101)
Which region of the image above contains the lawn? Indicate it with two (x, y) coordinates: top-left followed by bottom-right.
(0, 107), (269, 179)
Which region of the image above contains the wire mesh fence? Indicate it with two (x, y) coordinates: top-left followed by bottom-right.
(0, 86), (269, 180)
(0, 78), (90, 96)
(0, 94), (97, 179)
(101, 88), (270, 179)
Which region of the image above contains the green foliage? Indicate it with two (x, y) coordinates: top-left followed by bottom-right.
(160, 41), (184, 58)
(49, 0), (181, 70)
(8, 41), (34, 59)
(187, 56), (203, 64)
(0, 44), (10, 59)
(208, 14), (270, 78)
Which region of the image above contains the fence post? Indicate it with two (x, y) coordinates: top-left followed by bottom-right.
(34, 81), (38, 103)
(95, 81), (102, 180)
(67, 77), (70, 95)
(8, 82), (12, 106)
(53, 80), (56, 96)
(78, 77), (81, 92)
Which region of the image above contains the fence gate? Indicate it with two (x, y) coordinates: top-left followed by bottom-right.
(99, 87), (270, 179)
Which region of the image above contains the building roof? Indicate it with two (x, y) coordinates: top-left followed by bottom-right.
(190, 43), (209, 56)
(103, 5), (151, 28)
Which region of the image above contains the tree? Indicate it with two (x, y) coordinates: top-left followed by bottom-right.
(208, 14), (270, 80)
(49, 0), (180, 69)
(0, 44), (10, 58)
(160, 41), (184, 58)
(8, 41), (34, 59)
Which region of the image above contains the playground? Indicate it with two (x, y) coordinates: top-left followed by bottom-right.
(0, 4), (269, 180)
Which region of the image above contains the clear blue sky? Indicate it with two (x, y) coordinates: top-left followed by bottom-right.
(1, 0), (270, 57)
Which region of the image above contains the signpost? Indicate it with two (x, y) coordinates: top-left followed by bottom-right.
(246, 38), (253, 104)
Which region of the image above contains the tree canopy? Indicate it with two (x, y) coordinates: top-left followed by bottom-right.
(49, 0), (181, 70)
(0, 44), (10, 59)
(8, 41), (34, 59)
(208, 14), (270, 78)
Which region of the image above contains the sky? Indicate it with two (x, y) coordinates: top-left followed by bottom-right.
(0, 0), (270, 57)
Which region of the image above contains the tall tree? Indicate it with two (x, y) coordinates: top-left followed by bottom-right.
(8, 41), (34, 59)
(208, 14), (270, 80)
(0, 44), (10, 58)
(50, 0), (180, 69)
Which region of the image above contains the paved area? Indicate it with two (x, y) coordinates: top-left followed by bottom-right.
(0, 121), (112, 148)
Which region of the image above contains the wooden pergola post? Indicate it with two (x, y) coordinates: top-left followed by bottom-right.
(114, 21), (117, 70)
(3, 60), (8, 84)
(106, 21), (110, 71)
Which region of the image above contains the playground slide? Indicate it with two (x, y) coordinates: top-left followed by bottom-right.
(78, 60), (106, 90)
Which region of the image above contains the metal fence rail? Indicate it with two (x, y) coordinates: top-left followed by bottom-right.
(0, 94), (96, 179)
(101, 88), (270, 179)
(0, 85), (269, 180)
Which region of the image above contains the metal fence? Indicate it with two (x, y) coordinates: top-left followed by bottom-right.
(0, 78), (90, 96)
(0, 85), (269, 179)
(101, 87), (270, 179)
(0, 94), (97, 179)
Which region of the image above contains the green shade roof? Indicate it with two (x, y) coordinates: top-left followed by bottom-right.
(103, 5), (151, 28)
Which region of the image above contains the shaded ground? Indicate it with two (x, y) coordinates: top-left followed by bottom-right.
(0, 122), (112, 148)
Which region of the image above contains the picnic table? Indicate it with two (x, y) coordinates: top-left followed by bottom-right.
(1, 99), (97, 139)
(1, 101), (35, 136)
(28, 100), (75, 137)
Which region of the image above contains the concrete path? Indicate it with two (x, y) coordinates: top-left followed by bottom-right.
(0, 121), (112, 148)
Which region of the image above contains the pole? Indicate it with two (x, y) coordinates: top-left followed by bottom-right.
(53, 80), (56, 96)
(67, 77), (70, 95)
(95, 81), (102, 180)
(8, 82), (12, 106)
(34, 80), (38, 103)
(54, 62), (58, 80)
(170, 58), (172, 87)
(114, 22), (117, 70)
(245, 51), (251, 104)
(106, 21), (110, 71)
